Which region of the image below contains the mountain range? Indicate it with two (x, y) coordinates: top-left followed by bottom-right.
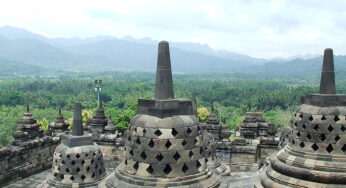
(0, 25), (345, 78)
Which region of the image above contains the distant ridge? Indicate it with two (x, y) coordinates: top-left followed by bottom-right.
(0, 25), (344, 78)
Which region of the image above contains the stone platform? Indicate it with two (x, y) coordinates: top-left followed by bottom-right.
(4, 169), (259, 188)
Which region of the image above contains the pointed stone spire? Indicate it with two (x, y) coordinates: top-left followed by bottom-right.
(72, 102), (83, 136)
(155, 41), (174, 99)
(320, 48), (336, 94)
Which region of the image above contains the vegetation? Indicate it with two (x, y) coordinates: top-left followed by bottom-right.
(0, 72), (338, 147)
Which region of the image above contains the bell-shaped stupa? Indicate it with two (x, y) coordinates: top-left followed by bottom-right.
(106, 41), (220, 187)
(40, 102), (106, 188)
(257, 48), (346, 187)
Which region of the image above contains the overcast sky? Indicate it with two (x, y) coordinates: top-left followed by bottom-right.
(0, 0), (345, 58)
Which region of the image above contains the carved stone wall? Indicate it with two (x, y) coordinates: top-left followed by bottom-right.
(0, 137), (59, 186)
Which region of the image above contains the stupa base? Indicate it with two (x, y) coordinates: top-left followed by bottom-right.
(106, 166), (220, 188)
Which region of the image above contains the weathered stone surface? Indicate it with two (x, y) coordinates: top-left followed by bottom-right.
(49, 108), (69, 136)
(12, 105), (44, 145)
(258, 48), (346, 188)
(106, 41), (220, 188)
(72, 102), (83, 136)
(0, 136), (60, 187)
(90, 106), (108, 135)
(320, 48), (336, 94)
(155, 41), (174, 100)
(39, 102), (107, 188)
(240, 112), (277, 139)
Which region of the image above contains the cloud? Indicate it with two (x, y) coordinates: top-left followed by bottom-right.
(0, 0), (345, 58)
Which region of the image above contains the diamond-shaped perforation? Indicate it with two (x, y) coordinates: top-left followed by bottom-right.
(154, 129), (162, 137)
(196, 160), (201, 168)
(76, 154), (80, 159)
(173, 152), (181, 161)
(326, 144), (333, 153)
(156, 153), (163, 161)
(133, 162), (139, 170)
(148, 139), (155, 148)
(306, 133), (312, 140)
(182, 164), (189, 173)
(299, 142), (305, 148)
(140, 151), (147, 160)
(321, 115), (326, 121)
(341, 125), (346, 132)
(296, 131), (301, 138)
(299, 113), (303, 118)
(335, 135), (340, 142)
(308, 116), (314, 121)
(70, 176), (75, 181)
(71, 161), (75, 165)
(189, 151), (194, 158)
(328, 125), (334, 132)
(143, 128), (146, 135)
(147, 165), (154, 174)
(187, 128), (192, 135)
(165, 140), (172, 149)
(172, 128), (178, 137)
(314, 124), (320, 131)
(81, 175), (86, 180)
(136, 137), (141, 145)
(164, 165), (172, 175)
(182, 140), (187, 147)
(334, 116), (340, 122)
(194, 138), (198, 145)
(129, 149), (134, 156)
(342, 144), (346, 153)
(76, 167), (81, 173)
(128, 136), (132, 142)
(320, 134), (326, 141)
(92, 173), (95, 178)
(302, 124), (306, 130)
(311, 143), (319, 151)
(66, 168), (70, 173)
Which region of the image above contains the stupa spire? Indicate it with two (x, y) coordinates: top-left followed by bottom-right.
(320, 48), (336, 94)
(72, 102), (83, 136)
(155, 41), (174, 99)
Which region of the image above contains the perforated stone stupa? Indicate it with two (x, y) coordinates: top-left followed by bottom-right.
(105, 41), (220, 187)
(257, 48), (346, 188)
(40, 102), (106, 188)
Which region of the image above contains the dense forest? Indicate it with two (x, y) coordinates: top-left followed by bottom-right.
(2, 71), (345, 147)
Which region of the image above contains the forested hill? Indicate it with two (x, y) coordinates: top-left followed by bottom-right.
(0, 25), (345, 78)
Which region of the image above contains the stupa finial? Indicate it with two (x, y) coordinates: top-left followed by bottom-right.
(320, 48), (336, 94)
(72, 102), (83, 136)
(155, 41), (174, 99)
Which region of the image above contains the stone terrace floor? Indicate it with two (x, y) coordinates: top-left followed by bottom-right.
(4, 169), (259, 188)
